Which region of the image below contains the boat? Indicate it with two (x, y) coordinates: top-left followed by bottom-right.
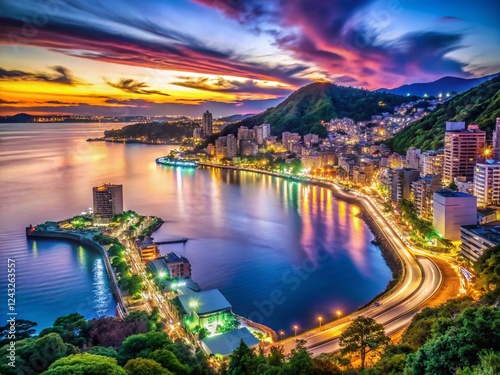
(155, 156), (198, 168)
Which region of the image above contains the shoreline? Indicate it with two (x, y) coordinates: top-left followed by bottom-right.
(87, 138), (179, 146)
(25, 229), (127, 318)
(198, 162), (404, 312)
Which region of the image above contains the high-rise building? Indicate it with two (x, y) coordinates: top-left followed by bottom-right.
(405, 147), (421, 170)
(237, 126), (251, 142)
(433, 190), (477, 241)
(474, 160), (500, 207)
(254, 125), (264, 145)
(443, 122), (486, 184)
(261, 123), (271, 140)
(492, 118), (500, 160)
(193, 127), (203, 140)
(420, 149), (444, 176)
(303, 133), (319, 146)
(226, 134), (237, 158)
(390, 168), (420, 203)
(202, 110), (213, 136)
(411, 174), (442, 220)
(93, 184), (123, 224)
(282, 132), (301, 151)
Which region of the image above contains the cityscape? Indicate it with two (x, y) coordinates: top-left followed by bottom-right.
(1, 1), (500, 375)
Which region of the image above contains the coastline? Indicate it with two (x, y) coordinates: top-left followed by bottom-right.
(87, 138), (177, 145)
(198, 162), (404, 310)
(25, 229), (127, 318)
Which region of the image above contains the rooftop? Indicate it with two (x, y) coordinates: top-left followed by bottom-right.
(462, 223), (500, 245)
(165, 252), (189, 264)
(178, 289), (232, 316)
(435, 190), (475, 198)
(201, 327), (259, 356)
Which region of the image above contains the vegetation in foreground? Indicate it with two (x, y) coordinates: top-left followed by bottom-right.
(1, 245), (499, 374)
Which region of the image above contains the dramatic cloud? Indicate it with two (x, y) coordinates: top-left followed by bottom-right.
(0, 66), (82, 85)
(171, 76), (293, 96)
(0, 15), (309, 87)
(195, 0), (474, 88)
(105, 79), (170, 96)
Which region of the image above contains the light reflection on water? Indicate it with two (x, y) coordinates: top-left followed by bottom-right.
(0, 122), (391, 333)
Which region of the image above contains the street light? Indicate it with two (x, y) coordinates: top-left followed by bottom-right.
(336, 310), (342, 320)
(279, 330), (284, 340)
(293, 325), (298, 337)
(317, 316), (323, 330)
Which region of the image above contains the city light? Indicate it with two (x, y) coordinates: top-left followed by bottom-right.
(336, 310), (342, 319)
(293, 324), (298, 336)
(318, 316), (323, 330)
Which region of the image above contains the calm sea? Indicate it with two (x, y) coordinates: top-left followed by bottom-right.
(0, 122), (391, 334)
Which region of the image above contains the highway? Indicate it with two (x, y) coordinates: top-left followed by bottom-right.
(278, 183), (443, 355)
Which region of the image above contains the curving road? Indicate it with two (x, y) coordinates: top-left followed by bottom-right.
(278, 182), (442, 355)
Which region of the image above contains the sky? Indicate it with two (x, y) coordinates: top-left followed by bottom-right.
(0, 0), (499, 117)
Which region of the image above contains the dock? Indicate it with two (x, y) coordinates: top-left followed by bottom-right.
(154, 238), (188, 245)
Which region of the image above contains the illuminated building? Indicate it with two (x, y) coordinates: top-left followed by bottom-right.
(420, 149), (444, 176)
(473, 160), (500, 207)
(146, 252), (191, 278)
(433, 190), (477, 241)
(390, 168), (420, 203)
(461, 224), (500, 262)
(92, 184), (123, 224)
(405, 147), (421, 170)
(443, 122), (486, 184)
(178, 289), (232, 329)
(202, 110), (213, 136)
(411, 174), (442, 220)
(492, 118), (500, 160)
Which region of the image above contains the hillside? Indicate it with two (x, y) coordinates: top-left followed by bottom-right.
(102, 121), (195, 141)
(385, 74), (500, 154)
(217, 82), (419, 139)
(378, 73), (498, 97)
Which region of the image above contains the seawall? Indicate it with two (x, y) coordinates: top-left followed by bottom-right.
(25, 229), (127, 317)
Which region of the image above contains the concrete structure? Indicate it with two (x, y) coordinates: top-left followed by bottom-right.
(202, 110), (213, 136)
(253, 123), (270, 145)
(492, 118), (500, 160)
(433, 190), (477, 241)
(405, 147), (421, 170)
(411, 174), (441, 220)
(443, 122), (486, 184)
(461, 223), (500, 262)
(474, 160), (500, 207)
(193, 127), (203, 140)
(135, 237), (159, 260)
(390, 168), (420, 203)
(420, 149), (444, 177)
(146, 252), (191, 278)
(201, 327), (259, 359)
(477, 208), (497, 224)
(178, 289), (232, 329)
(282, 132), (301, 151)
(92, 184), (123, 224)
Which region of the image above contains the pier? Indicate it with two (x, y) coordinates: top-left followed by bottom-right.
(154, 238), (188, 245)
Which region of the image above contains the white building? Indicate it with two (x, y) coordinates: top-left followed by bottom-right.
(405, 147), (421, 170)
(461, 224), (500, 262)
(474, 160), (500, 207)
(433, 190), (477, 241)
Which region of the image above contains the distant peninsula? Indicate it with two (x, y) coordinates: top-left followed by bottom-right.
(87, 121), (197, 145)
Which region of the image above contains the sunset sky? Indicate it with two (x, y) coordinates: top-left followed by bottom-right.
(1, 0), (499, 117)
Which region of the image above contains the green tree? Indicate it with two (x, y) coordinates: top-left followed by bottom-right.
(119, 331), (171, 364)
(127, 274), (143, 296)
(44, 353), (127, 375)
(124, 358), (173, 375)
(0, 319), (37, 347)
(457, 350), (500, 375)
(39, 312), (91, 348)
(285, 339), (314, 375)
(405, 307), (500, 375)
(339, 316), (390, 370)
(227, 340), (258, 375)
(148, 349), (189, 375)
(475, 244), (500, 298)
(86, 346), (120, 359)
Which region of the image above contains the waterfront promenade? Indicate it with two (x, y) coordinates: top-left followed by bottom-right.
(198, 161), (445, 355)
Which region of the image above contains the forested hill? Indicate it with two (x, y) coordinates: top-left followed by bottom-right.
(385, 74), (500, 154)
(217, 82), (418, 139)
